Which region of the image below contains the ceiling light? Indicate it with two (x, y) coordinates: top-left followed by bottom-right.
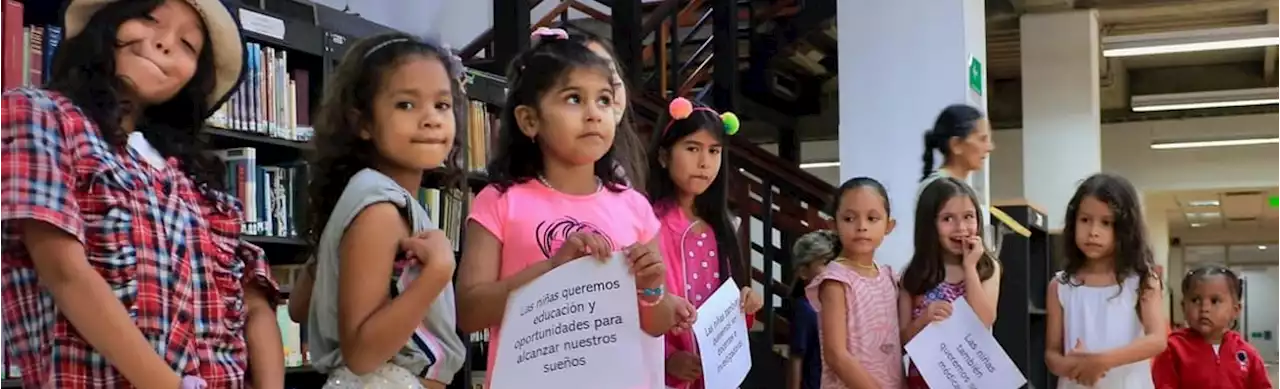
(1151, 137), (1279, 150)
(1186, 212), (1221, 219)
(1132, 88), (1279, 112)
(800, 161), (840, 169)
(1190, 222), (1207, 228)
(1103, 24), (1279, 57)
(1258, 245), (1267, 250)
(1186, 200), (1220, 207)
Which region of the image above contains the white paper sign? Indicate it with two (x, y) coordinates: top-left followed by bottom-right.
(692, 282), (752, 389)
(904, 297), (1026, 389)
(238, 8), (286, 40)
(491, 253), (658, 389)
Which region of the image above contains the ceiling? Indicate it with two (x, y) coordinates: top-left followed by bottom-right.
(1146, 187), (1280, 231)
(1183, 243), (1277, 265)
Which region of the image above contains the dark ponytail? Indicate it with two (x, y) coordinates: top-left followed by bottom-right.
(921, 131), (938, 181)
(920, 104), (985, 181)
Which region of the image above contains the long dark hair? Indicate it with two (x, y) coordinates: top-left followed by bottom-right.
(47, 0), (223, 190)
(646, 99), (745, 287)
(568, 32), (648, 193)
(1058, 173), (1157, 300)
(486, 36), (626, 193)
(921, 105), (984, 180)
(305, 33), (466, 258)
(901, 177), (998, 296)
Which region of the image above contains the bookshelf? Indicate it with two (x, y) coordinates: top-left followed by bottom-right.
(990, 201), (1053, 389)
(1, 1), (503, 388)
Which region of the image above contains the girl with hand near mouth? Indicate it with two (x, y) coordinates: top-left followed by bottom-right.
(899, 177), (1002, 389)
(1046, 173), (1167, 389)
(2, 0), (280, 387)
(646, 97), (761, 389)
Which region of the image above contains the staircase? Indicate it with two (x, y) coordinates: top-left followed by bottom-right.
(459, 0), (838, 382)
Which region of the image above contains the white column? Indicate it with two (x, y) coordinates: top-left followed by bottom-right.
(1020, 10), (1102, 229)
(837, 0), (988, 270)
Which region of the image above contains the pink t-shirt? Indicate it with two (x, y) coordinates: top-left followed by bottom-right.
(805, 263), (904, 389)
(468, 180), (662, 386)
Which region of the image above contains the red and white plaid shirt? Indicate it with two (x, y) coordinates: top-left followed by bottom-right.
(1, 88), (279, 388)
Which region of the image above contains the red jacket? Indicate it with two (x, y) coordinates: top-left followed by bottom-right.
(1153, 328), (1272, 389)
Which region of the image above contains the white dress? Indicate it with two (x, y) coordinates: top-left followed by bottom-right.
(1056, 272), (1154, 389)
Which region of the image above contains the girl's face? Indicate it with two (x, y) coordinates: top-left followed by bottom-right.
(1072, 195), (1116, 260)
(362, 56), (456, 172)
(585, 42), (628, 121)
(1182, 275), (1240, 338)
(834, 187), (894, 256)
(936, 195), (979, 256)
(114, 0), (205, 105)
(516, 67), (618, 166)
(664, 129), (722, 197)
(948, 118), (994, 171)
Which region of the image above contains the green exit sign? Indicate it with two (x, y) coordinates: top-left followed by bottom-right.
(968, 56), (984, 97)
(1269, 195), (1278, 208)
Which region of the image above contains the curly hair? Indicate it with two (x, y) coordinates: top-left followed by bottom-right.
(304, 33), (467, 259)
(1059, 173), (1157, 302)
(46, 0), (224, 191)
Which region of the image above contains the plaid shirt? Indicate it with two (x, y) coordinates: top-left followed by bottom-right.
(1, 88), (280, 388)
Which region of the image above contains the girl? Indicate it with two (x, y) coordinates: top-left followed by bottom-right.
(1, 0), (281, 387)
(807, 177), (904, 389)
(918, 104), (994, 191)
(304, 34), (468, 389)
(455, 28), (687, 387)
(1046, 173), (1167, 389)
(1153, 265), (1272, 389)
(899, 177), (1002, 389)
(570, 31), (649, 191)
(789, 230), (838, 389)
(647, 97), (763, 389)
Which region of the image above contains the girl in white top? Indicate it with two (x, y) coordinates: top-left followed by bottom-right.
(1046, 173), (1168, 389)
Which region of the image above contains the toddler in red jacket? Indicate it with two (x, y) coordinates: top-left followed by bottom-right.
(1153, 265), (1272, 389)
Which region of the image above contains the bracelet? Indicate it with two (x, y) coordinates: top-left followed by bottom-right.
(638, 286), (664, 297)
(638, 293), (665, 307)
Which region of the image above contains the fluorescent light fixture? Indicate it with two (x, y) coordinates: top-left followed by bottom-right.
(1103, 24), (1279, 57)
(1190, 222), (1207, 228)
(800, 161), (840, 169)
(1132, 88), (1279, 112)
(1186, 200), (1220, 207)
(1151, 137), (1279, 150)
(1185, 212), (1221, 219)
(1258, 245), (1267, 250)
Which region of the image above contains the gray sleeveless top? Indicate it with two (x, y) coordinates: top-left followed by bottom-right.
(306, 168), (465, 383)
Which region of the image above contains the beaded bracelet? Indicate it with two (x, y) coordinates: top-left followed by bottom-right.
(637, 286), (665, 307)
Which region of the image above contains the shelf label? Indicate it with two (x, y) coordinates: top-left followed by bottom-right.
(239, 8), (286, 41)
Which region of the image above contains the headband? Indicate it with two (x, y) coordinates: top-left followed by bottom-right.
(664, 97), (740, 136)
(363, 37), (467, 83)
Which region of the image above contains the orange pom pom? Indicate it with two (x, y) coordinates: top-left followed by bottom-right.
(669, 97), (694, 120)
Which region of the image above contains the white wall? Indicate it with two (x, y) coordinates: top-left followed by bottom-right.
(1237, 266), (1279, 363)
(311, 0), (446, 38)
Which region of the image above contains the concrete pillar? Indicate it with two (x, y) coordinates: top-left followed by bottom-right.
(837, 0), (988, 269)
(1020, 10), (1102, 229)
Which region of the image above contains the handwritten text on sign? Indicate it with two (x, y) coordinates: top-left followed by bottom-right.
(903, 297), (1026, 389)
(491, 254), (650, 389)
(693, 282), (752, 389)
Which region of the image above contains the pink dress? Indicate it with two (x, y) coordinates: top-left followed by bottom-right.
(654, 203), (753, 389)
(805, 263), (904, 389)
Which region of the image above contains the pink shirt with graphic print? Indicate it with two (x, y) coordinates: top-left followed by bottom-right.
(468, 180), (662, 387)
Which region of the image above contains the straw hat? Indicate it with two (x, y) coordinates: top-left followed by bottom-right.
(63, 0), (245, 112)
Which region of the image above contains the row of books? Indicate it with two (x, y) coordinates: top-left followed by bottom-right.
(2, 0), (61, 90)
(217, 147), (307, 238)
(206, 41), (314, 142)
(464, 100), (500, 172)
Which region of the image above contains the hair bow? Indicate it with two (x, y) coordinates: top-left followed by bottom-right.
(666, 97), (740, 136)
(531, 27), (569, 42)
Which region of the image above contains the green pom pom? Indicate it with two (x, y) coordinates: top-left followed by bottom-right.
(722, 112), (740, 135)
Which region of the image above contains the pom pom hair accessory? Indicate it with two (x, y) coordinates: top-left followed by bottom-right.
(664, 97), (740, 136)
